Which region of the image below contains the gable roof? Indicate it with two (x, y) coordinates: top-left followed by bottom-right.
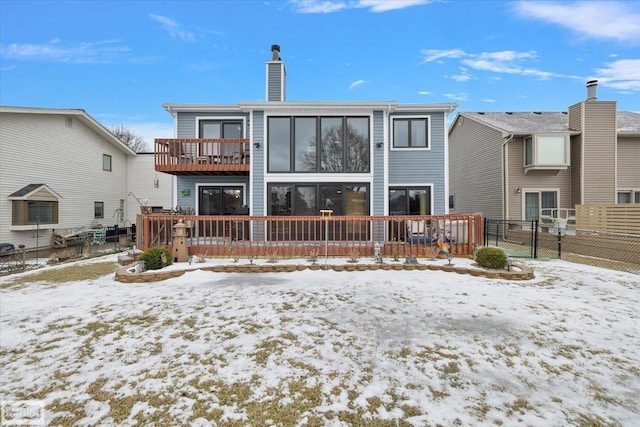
(0, 106), (137, 156)
(453, 110), (640, 136)
(7, 183), (62, 200)
(457, 112), (573, 134)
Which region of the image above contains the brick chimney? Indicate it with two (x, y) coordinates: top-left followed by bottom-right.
(266, 44), (286, 102)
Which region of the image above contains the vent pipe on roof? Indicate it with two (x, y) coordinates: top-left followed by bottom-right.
(271, 44), (281, 61)
(586, 80), (598, 101)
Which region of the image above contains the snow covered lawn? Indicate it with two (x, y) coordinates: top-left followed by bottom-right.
(1, 257), (638, 426)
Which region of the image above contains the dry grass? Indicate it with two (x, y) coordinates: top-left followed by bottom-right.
(2, 261), (118, 288)
(2, 257), (638, 426)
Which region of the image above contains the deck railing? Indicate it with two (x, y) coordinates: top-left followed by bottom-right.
(155, 138), (250, 174)
(136, 214), (484, 258)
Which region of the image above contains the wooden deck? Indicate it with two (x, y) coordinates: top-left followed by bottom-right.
(136, 214), (484, 258)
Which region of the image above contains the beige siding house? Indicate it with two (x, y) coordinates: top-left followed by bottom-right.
(448, 82), (640, 223)
(0, 106), (173, 251)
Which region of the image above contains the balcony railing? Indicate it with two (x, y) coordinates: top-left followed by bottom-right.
(155, 138), (250, 175)
(136, 214), (484, 258)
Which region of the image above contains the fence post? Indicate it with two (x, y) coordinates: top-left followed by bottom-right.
(533, 220), (538, 259)
(495, 222), (499, 246)
(557, 225), (562, 259)
(483, 218), (488, 247)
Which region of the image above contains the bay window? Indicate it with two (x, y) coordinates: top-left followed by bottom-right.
(524, 134), (570, 172)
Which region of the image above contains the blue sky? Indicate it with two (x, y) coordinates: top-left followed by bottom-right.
(1, 0), (639, 150)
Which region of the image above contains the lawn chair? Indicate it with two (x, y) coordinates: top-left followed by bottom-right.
(90, 227), (107, 245)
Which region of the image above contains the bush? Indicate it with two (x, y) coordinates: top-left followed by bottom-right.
(138, 247), (173, 270)
(475, 247), (507, 269)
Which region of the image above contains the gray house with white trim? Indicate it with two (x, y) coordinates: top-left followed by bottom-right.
(156, 45), (457, 226)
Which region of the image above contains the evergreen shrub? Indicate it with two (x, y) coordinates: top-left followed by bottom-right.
(476, 247), (507, 269)
(138, 247), (173, 270)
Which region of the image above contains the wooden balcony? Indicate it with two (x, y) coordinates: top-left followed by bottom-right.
(155, 138), (250, 175)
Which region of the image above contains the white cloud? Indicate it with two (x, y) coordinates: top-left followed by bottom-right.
(514, 1), (640, 43)
(483, 99), (496, 103)
(290, 0), (347, 13)
(0, 39), (130, 64)
(443, 93), (468, 102)
(149, 14), (196, 42)
(290, 0), (430, 13)
(417, 91), (432, 96)
(348, 79), (369, 90)
(423, 48), (583, 82)
(447, 67), (472, 82)
(356, 0), (432, 12)
(594, 59), (640, 91)
(421, 48), (465, 63)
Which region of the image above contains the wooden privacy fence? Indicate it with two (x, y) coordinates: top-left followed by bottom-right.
(136, 214), (484, 258)
(575, 204), (640, 235)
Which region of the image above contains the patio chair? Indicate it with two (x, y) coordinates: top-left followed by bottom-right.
(90, 226), (107, 245)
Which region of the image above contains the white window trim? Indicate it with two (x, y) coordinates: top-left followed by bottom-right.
(195, 116), (247, 138)
(102, 154), (112, 171)
(390, 115), (432, 151)
(194, 182), (247, 217)
(617, 189), (640, 203)
(387, 183), (435, 215)
(264, 113), (374, 175)
(523, 133), (570, 173)
(520, 187), (561, 221)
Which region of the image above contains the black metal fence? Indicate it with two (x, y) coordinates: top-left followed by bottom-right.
(484, 219), (538, 258)
(484, 218), (640, 273)
(105, 224), (136, 244)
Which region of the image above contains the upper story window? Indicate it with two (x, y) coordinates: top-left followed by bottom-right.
(94, 201), (104, 219)
(103, 154), (112, 171)
(199, 120), (243, 138)
(524, 134), (569, 173)
(268, 116), (370, 173)
(392, 117), (430, 149)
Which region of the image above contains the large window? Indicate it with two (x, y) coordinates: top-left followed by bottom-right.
(268, 183), (369, 241)
(393, 118), (429, 148)
(269, 183), (369, 216)
(268, 116), (370, 173)
(524, 135), (569, 171)
(389, 187), (432, 215)
(12, 200), (58, 225)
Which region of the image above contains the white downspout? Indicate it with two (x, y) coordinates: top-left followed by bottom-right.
(502, 134), (514, 221)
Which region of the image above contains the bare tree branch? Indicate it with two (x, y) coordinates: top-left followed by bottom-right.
(110, 124), (148, 153)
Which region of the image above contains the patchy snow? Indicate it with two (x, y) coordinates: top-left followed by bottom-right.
(1, 255), (639, 426)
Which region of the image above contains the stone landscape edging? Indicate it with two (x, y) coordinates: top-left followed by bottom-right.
(114, 261), (534, 283)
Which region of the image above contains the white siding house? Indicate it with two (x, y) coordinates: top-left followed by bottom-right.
(0, 106), (172, 251)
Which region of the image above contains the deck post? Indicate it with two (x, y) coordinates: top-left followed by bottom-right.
(320, 210), (333, 267)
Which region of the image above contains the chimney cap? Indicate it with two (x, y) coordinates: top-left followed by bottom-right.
(586, 79), (598, 86)
(270, 44), (281, 61)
